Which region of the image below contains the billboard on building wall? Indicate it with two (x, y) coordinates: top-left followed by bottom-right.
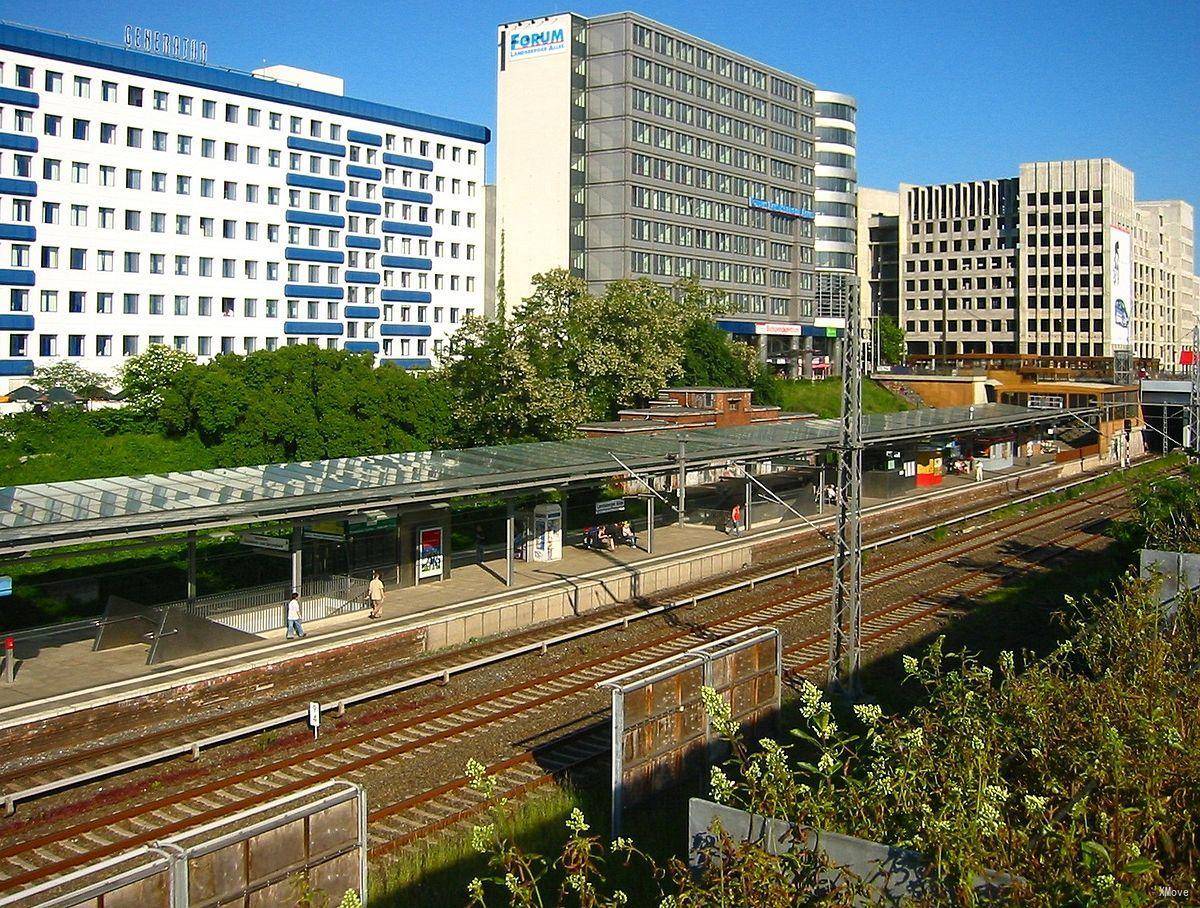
(1109, 226), (1133, 347)
(504, 15), (570, 62)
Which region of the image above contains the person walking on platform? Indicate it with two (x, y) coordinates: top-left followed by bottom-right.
(285, 590), (306, 639)
(368, 570), (385, 620)
(729, 503), (743, 536)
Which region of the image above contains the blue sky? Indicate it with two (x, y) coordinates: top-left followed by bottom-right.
(6, 0), (1199, 226)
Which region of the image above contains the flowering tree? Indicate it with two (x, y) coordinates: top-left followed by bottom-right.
(119, 344), (196, 417)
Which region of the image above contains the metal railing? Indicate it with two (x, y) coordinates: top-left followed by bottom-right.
(161, 574), (369, 636)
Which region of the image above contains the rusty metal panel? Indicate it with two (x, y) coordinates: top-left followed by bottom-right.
(309, 798), (360, 858)
(245, 816), (306, 889)
(100, 872), (172, 908)
(187, 840), (245, 906)
(309, 851), (361, 904)
(247, 874), (296, 908)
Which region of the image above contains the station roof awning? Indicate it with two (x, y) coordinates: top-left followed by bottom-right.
(0, 403), (1090, 554)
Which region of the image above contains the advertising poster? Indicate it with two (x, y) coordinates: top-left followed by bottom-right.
(1109, 226), (1132, 347)
(417, 527), (444, 581)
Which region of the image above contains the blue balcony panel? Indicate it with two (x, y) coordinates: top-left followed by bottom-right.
(0, 359), (34, 376)
(346, 200), (381, 215)
(380, 289), (432, 303)
(381, 357), (433, 370)
(286, 136), (346, 157)
(0, 133), (37, 152)
(284, 247), (344, 264)
(381, 153), (434, 171)
(284, 284), (344, 300)
(286, 173), (345, 193)
(0, 225), (35, 242)
(381, 255), (432, 271)
(344, 270), (380, 284)
(346, 130), (382, 147)
(0, 178), (36, 197)
(0, 269), (35, 287)
(344, 341), (380, 354)
(381, 323), (432, 337)
(382, 221), (432, 237)
(283, 321), (344, 336)
(345, 305), (380, 319)
(0, 314), (34, 331)
(0, 87), (38, 108)
(346, 165), (382, 181)
(285, 211), (345, 228)
(346, 235), (381, 250)
(381, 187), (433, 204)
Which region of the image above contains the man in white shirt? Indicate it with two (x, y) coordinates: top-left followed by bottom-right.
(368, 570), (385, 620)
(286, 591), (306, 639)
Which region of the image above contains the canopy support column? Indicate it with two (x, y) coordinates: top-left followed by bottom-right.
(676, 441), (686, 528)
(186, 531), (197, 605)
(505, 503), (515, 587)
(290, 519), (303, 593)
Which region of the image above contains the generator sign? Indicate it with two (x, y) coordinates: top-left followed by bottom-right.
(506, 17), (569, 61)
(124, 25), (208, 64)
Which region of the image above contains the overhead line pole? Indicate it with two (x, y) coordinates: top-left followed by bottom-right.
(1190, 325), (1200, 457)
(828, 277), (863, 694)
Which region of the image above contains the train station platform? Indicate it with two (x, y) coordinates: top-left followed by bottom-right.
(0, 448), (1105, 730)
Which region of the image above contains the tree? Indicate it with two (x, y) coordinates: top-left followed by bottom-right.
(442, 313), (588, 445)
(120, 345), (196, 417)
(517, 270), (716, 419)
(30, 362), (113, 395)
(877, 314), (906, 365)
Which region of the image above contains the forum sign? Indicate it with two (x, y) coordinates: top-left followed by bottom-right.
(506, 16), (569, 62)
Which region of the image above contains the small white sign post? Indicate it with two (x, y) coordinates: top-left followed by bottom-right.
(308, 701), (321, 740)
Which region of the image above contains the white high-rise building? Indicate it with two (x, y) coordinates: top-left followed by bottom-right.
(0, 22), (489, 384)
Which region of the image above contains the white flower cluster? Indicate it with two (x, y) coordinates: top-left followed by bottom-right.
(470, 823), (495, 854)
(701, 685), (736, 738)
(797, 680), (825, 719)
(566, 807), (590, 834)
(853, 703), (883, 726)
(902, 655), (920, 676)
(710, 766), (734, 804)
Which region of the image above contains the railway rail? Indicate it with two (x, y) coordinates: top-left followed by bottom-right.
(0, 470), (1136, 898)
(0, 460), (1117, 809)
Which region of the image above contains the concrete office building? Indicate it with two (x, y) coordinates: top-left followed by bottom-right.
(0, 22), (489, 382)
(495, 12), (856, 372)
(899, 175), (1021, 356)
(855, 186), (898, 367)
(896, 159), (1194, 363)
(1133, 200), (1196, 366)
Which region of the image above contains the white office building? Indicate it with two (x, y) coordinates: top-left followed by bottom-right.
(0, 22), (489, 383)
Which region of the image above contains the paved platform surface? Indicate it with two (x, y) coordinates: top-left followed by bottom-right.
(0, 454), (1078, 726)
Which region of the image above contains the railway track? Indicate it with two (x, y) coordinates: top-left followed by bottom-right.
(0, 475), (1133, 897)
(0, 460), (1107, 804)
(366, 511), (1121, 860)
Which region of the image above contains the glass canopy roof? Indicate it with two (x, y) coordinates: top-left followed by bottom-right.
(0, 403), (1081, 553)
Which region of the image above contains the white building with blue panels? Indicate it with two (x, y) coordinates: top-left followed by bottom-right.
(0, 22), (489, 383)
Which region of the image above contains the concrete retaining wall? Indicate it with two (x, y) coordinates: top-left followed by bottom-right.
(422, 541), (756, 651)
